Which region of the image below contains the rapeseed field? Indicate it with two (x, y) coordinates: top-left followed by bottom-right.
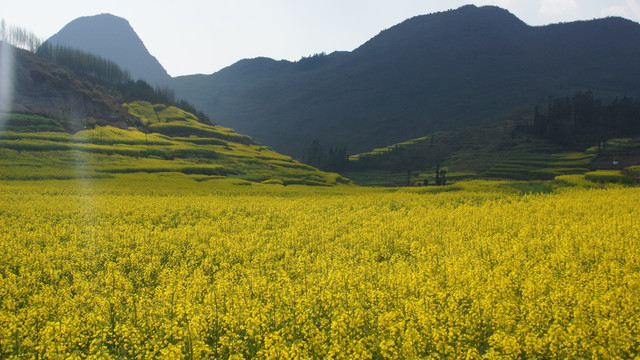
(0, 175), (638, 359)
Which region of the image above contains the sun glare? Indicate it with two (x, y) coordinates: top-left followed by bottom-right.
(0, 41), (15, 130)
(71, 131), (97, 233)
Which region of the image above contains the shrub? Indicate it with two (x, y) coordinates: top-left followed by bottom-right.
(584, 170), (634, 184)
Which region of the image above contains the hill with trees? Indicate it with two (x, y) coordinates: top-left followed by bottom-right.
(531, 91), (640, 148)
(1, 42), (345, 185)
(169, 5), (640, 157)
(7, 42), (134, 131)
(333, 92), (640, 186)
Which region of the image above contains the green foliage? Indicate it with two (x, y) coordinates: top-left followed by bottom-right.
(117, 83), (211, 124)
(0, 113), (64, 132)
(553, 174), (606, 188)
(343, 108), (637, 187)
(102, 165), (227, 176)
(481, 151), (595, 180)
(345, 118), (573, 184)
(0, 120), (348, 186)
(301, 139), (349, 172)
(174, 137), (227, 146)
(625, 166), (640, 178)
(532, 91), (640, 148)
(339, 170), (468, 187)
(347, 117), (546, 175)
(122, 101), (159, 125)
(584, 170), (634, 184)
(33, 43), (210, 125)
(261, 179), (284, 185)
(124, 101), (237, 141)
(118, 80), (170, 105)
(37, 43), (131, 85)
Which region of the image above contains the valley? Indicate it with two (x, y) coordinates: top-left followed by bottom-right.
(1, 4), (639, 359)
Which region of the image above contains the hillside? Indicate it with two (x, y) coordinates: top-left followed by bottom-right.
(170, 5), (640, 157)
(342, 115), (640, 187)
(7, 43), (134, 131)
(0, 102), (348, 186)
(44, 13), (170, 84)
(0, 44), (347, 186)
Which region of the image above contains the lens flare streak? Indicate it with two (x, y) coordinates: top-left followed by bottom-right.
(0, 41), (15, 130)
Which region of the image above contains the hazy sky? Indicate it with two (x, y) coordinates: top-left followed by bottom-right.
(2, 0), (639, 77)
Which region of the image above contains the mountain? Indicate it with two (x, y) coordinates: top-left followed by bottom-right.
(169, 5), (640, 157)
(44, 13), (170, 84)
(1, 43), (346, 186)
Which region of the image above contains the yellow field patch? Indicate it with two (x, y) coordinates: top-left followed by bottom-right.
(0, 177), (638, 358)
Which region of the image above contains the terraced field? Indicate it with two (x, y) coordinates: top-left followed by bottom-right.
(0, 103), (349, 186)
(483, 152), (595, 180)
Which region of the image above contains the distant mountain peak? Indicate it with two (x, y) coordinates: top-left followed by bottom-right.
(45, 13), (170, 83)
(425, 4), (526, 27)
(78, 13), (129, 24)
(355, 4), (527, 55)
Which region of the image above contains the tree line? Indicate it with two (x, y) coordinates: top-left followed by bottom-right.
(1, 19), (42, 53)
(36, 42), (211, 124)
(301, 139), (348, 172)
(531, 91), (640, 148)
(295, 52), (329, 71)
(2, 19), (213, 126)
(301, 137), (449, 174)
(37, 43), (132, 85)
(116, 80), (211, 124)
(351, 141), (446, 172)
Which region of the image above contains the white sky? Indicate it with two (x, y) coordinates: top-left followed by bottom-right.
(2, 0), (639, 77)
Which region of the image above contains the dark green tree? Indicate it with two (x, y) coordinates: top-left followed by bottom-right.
(533, 91), (640, 148)
(302, 139), (324, 168)
(301, 139), (348, 171)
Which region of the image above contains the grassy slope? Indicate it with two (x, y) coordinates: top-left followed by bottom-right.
(0, 102), (350, 186)
(3, 104), (635, 188)
(345, 120), (640, 187)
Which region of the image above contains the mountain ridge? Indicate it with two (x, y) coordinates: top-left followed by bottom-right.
(169, 5), (640, 157)
(44, 6), (640, 158)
